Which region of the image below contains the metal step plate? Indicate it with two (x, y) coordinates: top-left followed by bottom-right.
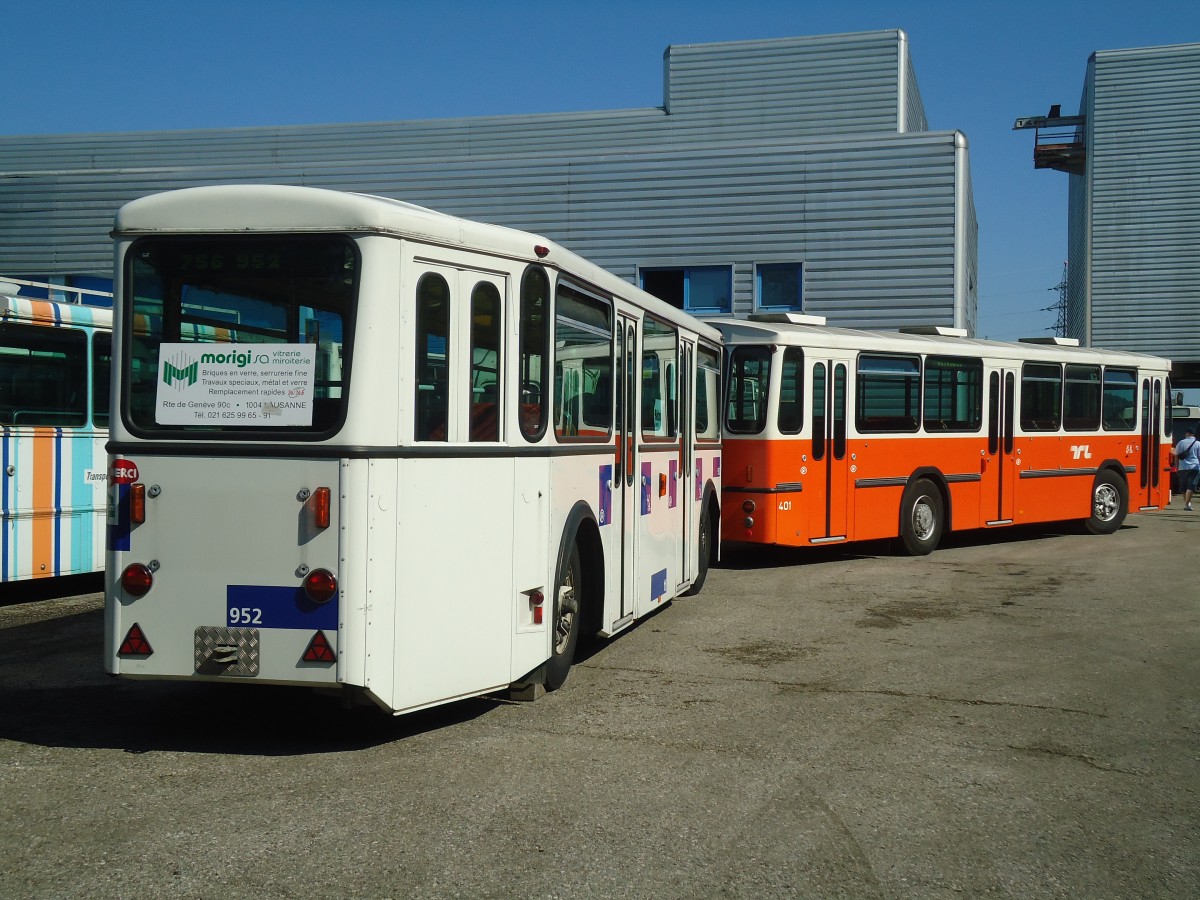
(195, 626), (260, 677)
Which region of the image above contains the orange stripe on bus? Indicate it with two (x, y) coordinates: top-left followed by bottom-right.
(31, 427), (54, 578)
(29, 299), (57, 325)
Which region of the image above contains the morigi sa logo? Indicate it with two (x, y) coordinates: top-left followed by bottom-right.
(161, 350), (199, 389)
(112, 460), (139, 482)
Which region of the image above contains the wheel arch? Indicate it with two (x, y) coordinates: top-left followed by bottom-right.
(558, 500), (605, 638)
(1085, 463), (1130, 535)
(702, 479), (721, 565)
(904, 467), (953, 533)
(1096, 458), (1129, 484)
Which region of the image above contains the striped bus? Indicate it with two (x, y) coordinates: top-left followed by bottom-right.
(1, 281), (113, 582)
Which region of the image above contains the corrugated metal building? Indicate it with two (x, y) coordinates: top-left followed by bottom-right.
(0, 30), (977, 332)
(1063, 42), (1200, 384)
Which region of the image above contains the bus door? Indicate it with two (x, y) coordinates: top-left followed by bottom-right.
(1137, 376), (1163, 508)
(678, 340), (694, 586)
(982, 369), (1017, 524)
(612, 316), (638, 626)
(400, 262), (514, 704)
(807, 360), (848, 543)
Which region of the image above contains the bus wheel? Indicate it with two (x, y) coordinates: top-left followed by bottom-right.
(546, 543), (582, 691)
(686, 502), (713, 596)
(900, 479), (943, 556)
(1086, 470), (1128, 535)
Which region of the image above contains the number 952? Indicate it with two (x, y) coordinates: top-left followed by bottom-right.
(229, 607), (263, 625)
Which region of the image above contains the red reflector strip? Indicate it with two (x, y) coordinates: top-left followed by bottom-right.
(118, 623), (153, 656)
(302, 630), (336, 663)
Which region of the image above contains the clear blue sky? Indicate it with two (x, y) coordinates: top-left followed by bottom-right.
(4, 0), (1197, 342)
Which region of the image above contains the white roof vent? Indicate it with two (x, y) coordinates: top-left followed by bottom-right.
(1018, 336), (1080, 346)
(898, 325), (968, 337)
(748, 312), (827, 326)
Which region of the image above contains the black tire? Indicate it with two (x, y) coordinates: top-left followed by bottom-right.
(1085, 469), (1128, 535)
(545, 543), (582, 691)
(899, 478), (944, 556)
(685, 502), (714, 596)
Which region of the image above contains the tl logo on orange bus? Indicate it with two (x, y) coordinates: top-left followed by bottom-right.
(1069, 445), (1093, 460)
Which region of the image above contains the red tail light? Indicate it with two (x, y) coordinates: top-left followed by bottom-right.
(302, 630), (336, 663)
(312, 487), (331, 529)
(303, 568), (337, 603)
(118, 623), (153, 656)
(130, 483), (146, 524)
(121, 563), (153, 597)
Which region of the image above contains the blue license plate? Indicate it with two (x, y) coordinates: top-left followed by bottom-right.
(225, 585), (338, 630)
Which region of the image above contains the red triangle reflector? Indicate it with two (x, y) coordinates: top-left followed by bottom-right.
(118, 623), (153, 656)
(302, 630), (336, 663)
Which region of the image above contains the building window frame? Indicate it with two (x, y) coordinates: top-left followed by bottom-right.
(639, 265), (732, 315)
(754, 262), (804, 312)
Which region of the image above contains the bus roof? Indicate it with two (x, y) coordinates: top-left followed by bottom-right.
(1, 294), (113, 329)
(113, 185), (722, 345)
(708, 315), (1171, 371)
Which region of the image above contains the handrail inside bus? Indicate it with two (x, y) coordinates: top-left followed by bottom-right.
(0, 275), (113, 304)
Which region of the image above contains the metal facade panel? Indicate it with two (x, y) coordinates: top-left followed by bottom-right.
(664, 31), (905, 133)
(0, 30), (966, 333)
(1085, 43), (1200, 360)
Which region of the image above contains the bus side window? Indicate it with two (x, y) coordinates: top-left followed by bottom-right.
(695, 344), (721, 441)
(469, 281), (502, 442)
(519, 266), (550, 441)
(1063, 364), (1101, 431)
(415, 273), (450, 442)
(1102, 367), (1137, 431)
(725, 345), (771, 435)
(93, 331), (112, 429)
(1020, 363), (1063, 432)
(553, 282), (612, 442)
(923, 356), (982, 432)
(778, 347), (804, 434)
(855, 354), (919, 433)
(0, 323), (88, 427)
(641, 316), (677, 440)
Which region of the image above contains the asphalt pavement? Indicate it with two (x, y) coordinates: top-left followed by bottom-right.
(1, 503), (1197, 898)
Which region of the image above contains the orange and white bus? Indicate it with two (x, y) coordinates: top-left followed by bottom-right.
(713, 314), (1171, 555)
(104, 185), (722, 714)
(2, 279), (112, 583)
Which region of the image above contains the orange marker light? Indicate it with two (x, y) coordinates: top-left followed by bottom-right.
(312, 487), (331, 529)
(130, 483), (146, 524)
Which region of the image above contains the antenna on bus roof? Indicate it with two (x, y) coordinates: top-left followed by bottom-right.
(1018, 336), (1081, 346)
(748, 312), (827, 326)
(898, 325), (968, 337)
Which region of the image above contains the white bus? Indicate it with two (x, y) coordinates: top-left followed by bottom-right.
(2, 279), (112, 582)
(104, 185), (722, 714)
